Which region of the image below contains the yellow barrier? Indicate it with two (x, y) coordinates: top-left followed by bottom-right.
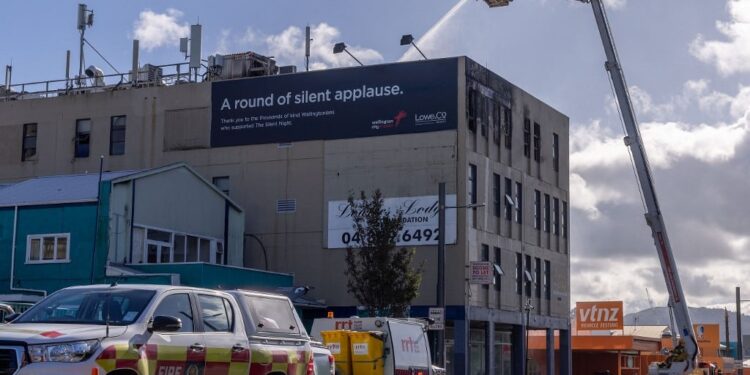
(349, 331), (385, 375)
(322, 330), (353, 375)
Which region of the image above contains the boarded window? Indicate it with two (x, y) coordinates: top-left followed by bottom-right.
(164, 107), (210, 151)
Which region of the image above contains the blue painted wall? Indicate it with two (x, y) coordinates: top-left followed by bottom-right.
(0, 182), (111, 296)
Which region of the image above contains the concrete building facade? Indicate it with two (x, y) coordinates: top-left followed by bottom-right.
(0, 56), (570, 374)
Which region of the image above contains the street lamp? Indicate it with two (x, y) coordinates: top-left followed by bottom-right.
(523, 271), (534, 375)
(399, 34), (427, 60)
(332, 42), (363, 66)
(435, 182), (485, 369)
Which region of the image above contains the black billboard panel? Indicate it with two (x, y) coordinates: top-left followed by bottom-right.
(210, 58), (458, 147)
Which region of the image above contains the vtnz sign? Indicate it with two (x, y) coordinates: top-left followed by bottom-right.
(575, 301), (624, 331)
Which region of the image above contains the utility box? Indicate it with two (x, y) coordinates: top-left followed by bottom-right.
(349, 331), (385, 375)
(322, 330), (353, 375)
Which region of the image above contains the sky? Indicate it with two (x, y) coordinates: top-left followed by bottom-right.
(2, 0), (750, 314)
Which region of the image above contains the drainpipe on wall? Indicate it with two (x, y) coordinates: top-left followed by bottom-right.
(9, 205), (47, 298)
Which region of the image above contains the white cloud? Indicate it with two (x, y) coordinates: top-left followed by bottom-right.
(603, 0), (627, 10)
(569, 173), (626, 219)
(690, 0), (750, 75)
(133, 9), (189, 51)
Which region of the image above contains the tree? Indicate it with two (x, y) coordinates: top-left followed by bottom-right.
(344, 190), (423, 317)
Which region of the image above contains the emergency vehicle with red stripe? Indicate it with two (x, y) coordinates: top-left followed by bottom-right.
(0, 284), (317, 375)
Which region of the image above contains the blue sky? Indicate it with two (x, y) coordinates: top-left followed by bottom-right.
(3, 0), (750, 313)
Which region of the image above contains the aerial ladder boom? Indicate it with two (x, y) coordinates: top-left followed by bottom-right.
(583, 0), (698, 372)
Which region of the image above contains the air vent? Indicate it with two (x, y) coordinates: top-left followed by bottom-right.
(277, 199), (296, 213)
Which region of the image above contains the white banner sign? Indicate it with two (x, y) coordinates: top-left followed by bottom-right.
(327, 195), (457, 249)
(470, 261), (494, 284)
(428, 307), (445, 331)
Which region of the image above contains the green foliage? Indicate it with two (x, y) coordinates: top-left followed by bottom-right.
(344, 190), (424, 317)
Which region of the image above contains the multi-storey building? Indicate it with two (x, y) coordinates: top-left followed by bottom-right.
(0, 55), (570, 374)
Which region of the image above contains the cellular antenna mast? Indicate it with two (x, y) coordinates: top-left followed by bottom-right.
(77, 4), (94, 86)
(305, 25), (312, 72)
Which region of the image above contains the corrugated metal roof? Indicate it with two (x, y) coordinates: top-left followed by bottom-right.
(0, 171), (138, 207)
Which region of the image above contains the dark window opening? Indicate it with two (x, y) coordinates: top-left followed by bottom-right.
(492, 104), (501, 145)
(544, 194), (551, 233)
(535, 258), (542, 298)
(503, 106), (513, 149)
(482, 244), (489, 291)
(468, 89), (477, 132)
(553, 197), (560, 236)
(515, 253), (522, 295)
(213, 176), (230, 196)
(504, 178), (513, 221)
(562, 201), (568, 239)
(534, 190), (541, 230)
(533, 122), (541, 162)
(75, 119), (91, 158)
(109, 116), (126, 156)
(525, 254), (532, 297)
(553, 133), (560, 172)
(494, 247), (502, 292)
(480, 96), (488, 137)
(514, 182), (523, 224)
(22, 123), (37, 161)
(493, 174), (501, 218)
(523, 118), (531, 158)
(544, 260), (551, 300)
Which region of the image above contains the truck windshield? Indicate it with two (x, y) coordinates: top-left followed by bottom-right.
(14, 289), (156, 325)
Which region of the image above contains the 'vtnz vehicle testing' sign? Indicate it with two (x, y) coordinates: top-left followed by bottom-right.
(575, 301), (624, 331)
(210, 59), (458, 147)
(327, 195), (457, 249)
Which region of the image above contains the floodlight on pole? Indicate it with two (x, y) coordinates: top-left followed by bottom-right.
(332, 42), (363, 66)
(483, 0), (513, 7)
(399, 34), (427, 60)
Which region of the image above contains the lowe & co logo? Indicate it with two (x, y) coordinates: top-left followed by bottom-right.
(414, 111), (448, 126)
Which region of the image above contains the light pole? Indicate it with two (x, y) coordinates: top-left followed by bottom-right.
(399, 34), (427, 60)
(524, 297), (534, 375)
(737, 287), (748, 375)
(332, 42), (363, 66)
(436, 182), (484, 369)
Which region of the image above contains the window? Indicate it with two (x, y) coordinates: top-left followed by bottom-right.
(544, 194), (551, 233)
(534, 190), (541, 230)
(212, 176), (230, 196)
(22, 123), (37, 161)
(242, 295), (301, 335)
(553, 133), (560, 172)
(503, 106), (513, 149)
(562, 201), (568, 239)
(515, 253), (522, 295)
(468, 164), (477, 205)
(533, 122), (541, 162)
(535, 258), (542, 298)
(492, 104), (501, 145)
(523, 118), (531, 158)
(493, 173), (501, 218)
(481, 244), (489, 291)
(544, 260), (551, 300)
(553, 198), (560, 236)
(480, 96), (488, 137)
(514, 182), (522, 224)
(198, 294), (234, 333)
(525, 254), (532, 297)
(504, 178), (513, 221)
(75, 119), (91, 158)
(494, 247), (502, 292)
(133, 226), (223, 265)
(17, 289), (154, 325)
(109, 116), (126, 155)
(153, 293), (194, 333)
(468, 89), (477, 132)
(27, 234), (69, 263)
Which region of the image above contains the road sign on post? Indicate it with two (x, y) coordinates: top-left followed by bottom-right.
(428, 307), (445, 330)
(470, 261), (494, 284)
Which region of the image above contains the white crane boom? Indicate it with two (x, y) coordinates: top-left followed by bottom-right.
(583, 0), (698, 372)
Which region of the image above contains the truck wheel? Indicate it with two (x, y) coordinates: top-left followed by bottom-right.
(107, 370), (139, 375)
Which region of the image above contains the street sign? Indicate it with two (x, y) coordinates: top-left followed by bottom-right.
(470, 261), (493, 284)
(428, 307), (444, 330)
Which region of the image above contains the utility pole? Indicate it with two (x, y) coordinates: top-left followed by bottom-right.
(738, 287), (744, 375)
(436, 182), (446, 369)
(726, 307), (731, 357)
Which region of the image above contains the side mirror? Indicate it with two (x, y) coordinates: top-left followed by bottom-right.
(149, 315), (182, 332)
(3, 313), (19, 323)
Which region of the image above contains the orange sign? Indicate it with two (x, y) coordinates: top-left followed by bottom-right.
(693, 323), (720, 357)
(576, 301), (624, 331)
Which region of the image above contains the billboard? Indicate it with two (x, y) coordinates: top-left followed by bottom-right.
(327, 195), (457, 249)
(694, 323), (720, 357)
(575, 301), (624, 331)
(211, 58), (458, 147)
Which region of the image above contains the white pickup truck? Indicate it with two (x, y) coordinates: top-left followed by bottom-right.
(0, 284), (321, 375)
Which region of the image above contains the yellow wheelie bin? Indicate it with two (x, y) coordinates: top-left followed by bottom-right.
(348, 331), (385, 375)
(321, 330), (353, 375)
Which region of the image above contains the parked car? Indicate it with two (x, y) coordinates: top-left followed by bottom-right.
(0, 284), (315, 375)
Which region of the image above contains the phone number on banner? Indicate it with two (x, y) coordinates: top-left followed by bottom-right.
(337, 228), (441, 247)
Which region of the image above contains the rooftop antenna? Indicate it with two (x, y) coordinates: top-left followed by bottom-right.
(305, 25), (311, 72)
(77, 3), (94, 87)
(180, 24), (202, 82)
(4, 64), (11, 91)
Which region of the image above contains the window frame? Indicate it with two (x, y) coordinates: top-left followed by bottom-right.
(152, 292), (197, 333)
(562, 201), (568, 239)
(26, 233), (71, 264)
(503, 106), (513, 149)
(74, 118), (91, 158)
(132, 224), (224, 265)
(504, 178), (513, 221)
(523, 118), (531, 158)
(544, 260), (551, 300)
(553, 133), (560, 172)
(515, 253), (522, 295)
(109, 115), (126, 156)
(533, 122), (541, 162)
(196, 294), (235, 334)
(544, 194), (551, 233)
(553, 197), (560, 236)
(212, 176), (230, 196)
(493, 173), (501, 218)
(22, 123), (38, 162)
(534, 190), (541, 230)
(514, 182), (523, 224)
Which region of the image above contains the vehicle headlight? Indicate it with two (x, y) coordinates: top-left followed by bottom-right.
(29, 339), (100, 363)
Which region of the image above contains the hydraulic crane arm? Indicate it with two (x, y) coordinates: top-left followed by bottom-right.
(583, 0), (698, 371)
